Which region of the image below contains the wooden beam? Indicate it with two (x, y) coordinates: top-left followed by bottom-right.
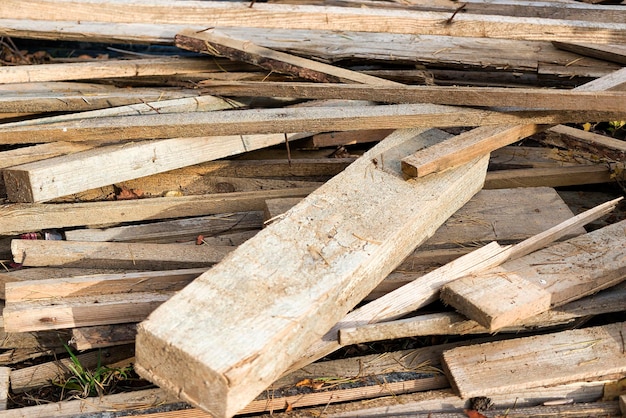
(70, 324), (137, 350)
(401, 66), (626, 178)
(288, 196), (621, 371)
(202, 81), (626, 112)
(10, 240), (233, 269)
(0, 103), (621, 145)
(2, 132), (302, 203)
(176, 28), (399, 85)
(1, 1), (624, 44)
(0, 187), (317, 235)
(0, 57), (217, 84)
(442, 322), (626, 399)
(440, 219), (626, 331)
(135, 128), (489, 418)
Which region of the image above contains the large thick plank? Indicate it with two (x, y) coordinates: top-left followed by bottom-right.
(440, 218), (626, 331)
(401, 66), (626, 178)
(1, 1), (624, 44)
(203, 81), (626, 112)
(1, 103), (619, 145)
(0, 187), (316, 235)
(135, 128), (489, 418)
(442, 322), (626, 399)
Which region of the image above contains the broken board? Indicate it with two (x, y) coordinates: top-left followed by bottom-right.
(134, 128), (489, 418)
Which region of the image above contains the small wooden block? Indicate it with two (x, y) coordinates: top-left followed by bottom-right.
(441, 219), (626, 331)
(441, 272), (551, 331)
(442, 322), (626, 399)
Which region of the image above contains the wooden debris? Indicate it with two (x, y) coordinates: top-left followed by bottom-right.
(135, 128), (489, 417)
(10, 239), (232, 269)
(70, 324), (137, 351)
(483, 164), (616, 189)
(542, 124), (626, 162)
(441, 218), (626, 331)
(553, 40), (626, 65)
(0, 368), (8, 410)
(289, 196), (621, 370)
(339, 281), (626, 344)
(442, 322), (626, 399)
(10, 344), (134, 393)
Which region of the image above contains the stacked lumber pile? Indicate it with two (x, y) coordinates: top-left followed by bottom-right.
(0, 0), (625, 417)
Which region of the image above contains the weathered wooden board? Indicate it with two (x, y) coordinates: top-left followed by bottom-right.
(1, 102), (619, 145)
(0, 57), (215, 84)
(2, 133), (300, 203)
(442, 322), (626, 399)
(1, 1), (625, 44)
(553, 41), (626, 65)
(70, 324), (137, 350)
(441, 219), (626, 331)
(203, 81), (626, 112)
(135, 128), (489, 418)
(542, 124), (626, 162)
(0, 187), (316, 235)
(10, 240), (233, 269)
(483, 164), (615, 189)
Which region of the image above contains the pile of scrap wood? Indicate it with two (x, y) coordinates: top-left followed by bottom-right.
(0, 0), (625, 417)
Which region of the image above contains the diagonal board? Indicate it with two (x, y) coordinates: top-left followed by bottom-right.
(440, 218), (626, 332)
(134, 128), (489, 418)
(442, 322), (626, 399)
(401, 66), (626, 178)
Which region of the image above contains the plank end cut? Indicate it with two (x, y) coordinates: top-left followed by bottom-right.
(2, 169), (34, 202)
(134, 128), (490, 418)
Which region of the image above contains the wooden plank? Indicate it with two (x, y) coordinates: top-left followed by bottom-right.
(339, 281), (626, 344)
(10, 344), (134, 393)
(483, 165), (615, 189)
(176, 28), (399, 85)
(3, 291), (172, 332)
(1, 1), (625, 44)
(542, 124), (626, 162)
(4, 269), (207, 301)
(0, 102), (621, 145)
(0, 57), (216, 84)
(134, 128), (490, 418)
(203, 81), (626, 112)
(401, 66), (626, 178)
(10, 240), (233, 269)
(303, 129), (394, 148)
(0, 186), (317, 235)
(64, 212), (264, 243)
(70, 324), (137, 350)
(553, 41), (626, 65)
(0, 82), (201, 113)
(2, 132), (302, 203)
(0, 388), (178, 418)
(620, 394), (626, 417)
(441, 322), (626, 399)
(288, 196), (621, 371)
(440, 219), (626, 331)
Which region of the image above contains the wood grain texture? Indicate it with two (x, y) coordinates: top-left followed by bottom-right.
(441, 219), (626, 331)
(1, 1), (624, 43)
(442, 322), (626, 399)
(135, 128), (489, 418)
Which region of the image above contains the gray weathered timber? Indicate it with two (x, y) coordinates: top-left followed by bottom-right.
(134, 128), (489, 418)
